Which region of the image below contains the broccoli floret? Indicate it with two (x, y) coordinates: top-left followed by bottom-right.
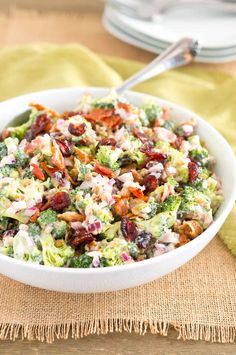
(96, 146), (122, 171)
(99, 256), (109, 267)
(0, 165), (19, 178)
(136, 210), (179, 239)
(163, 120), (176, 132)
(141, 101), (163, 124)
(0, 217), (10, 232)
(94, 102), (114, 109)
(41, 232), (74, 267)
(22, 168), (33, 179)
(129, 150), (146, 166)
(70, 254), (93, 268)
(0, 142), (7, 160)
(179, 186), (211, 217)
(28, 223), (41, 237)
(128, 242), (139, 259)
(52, 221), (67, 239)
(162, 195), (182, 212)
(13, 229), (42, 264)
(102, 221), (121, 241)
(38, 209), (57, 228)
(93, 95), (115, 109)
(7, 108), (39, 140)
(15, 150), (29, 168)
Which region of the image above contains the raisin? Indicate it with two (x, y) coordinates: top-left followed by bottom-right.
(121, 217), (138, 242)
(142, 174), (158, 193)
(25, 114), (52, 141)
(140, 142), (167, 162)
(68, 123), (86, 136)
(97, 138), (116, 147)
(188, 161), (199, 184)
(55, 139), (72, 157)
(135, 231), (152, 249)
(50, 191), (71, 211)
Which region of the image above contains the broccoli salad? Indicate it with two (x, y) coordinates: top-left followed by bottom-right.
(0, 93), (223, 268)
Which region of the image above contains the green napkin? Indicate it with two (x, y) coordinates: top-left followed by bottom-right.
(0, 43), (235, 254)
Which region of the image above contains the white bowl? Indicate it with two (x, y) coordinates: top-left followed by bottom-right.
(0, 87), (235, 293)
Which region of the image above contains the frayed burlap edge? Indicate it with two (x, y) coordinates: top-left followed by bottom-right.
(0, 320), (235, 344)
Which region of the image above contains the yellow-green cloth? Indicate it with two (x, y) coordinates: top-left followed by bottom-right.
(0, 43), (235, 254)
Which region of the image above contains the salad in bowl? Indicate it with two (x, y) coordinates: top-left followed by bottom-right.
(0, 92), (223, 270)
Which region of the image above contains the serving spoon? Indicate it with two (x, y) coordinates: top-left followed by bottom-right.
(7, 37), (198, 127)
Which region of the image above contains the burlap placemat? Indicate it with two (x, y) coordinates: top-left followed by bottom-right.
(0, 237), (235, 343)
(0, 13), (235, 342)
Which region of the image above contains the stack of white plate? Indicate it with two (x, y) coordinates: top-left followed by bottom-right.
(103, 3), (236, 63)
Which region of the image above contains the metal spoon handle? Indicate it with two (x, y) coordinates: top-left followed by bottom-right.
(116, 38), (199, 95)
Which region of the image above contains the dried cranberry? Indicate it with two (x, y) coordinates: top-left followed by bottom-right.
(69, 228), (94, 248)
(142, 174), (158, 193)
(98, 138), (116, 147)
(121, 217), (138, 242)
(140, 142), (167, 162)
(25, 114), (52, 141)
(135, 231), (151, 249)
(68, 123), (86, 136)
(188, 161), (199, 184)
(55, 139), (72, 157)
(50, 191), (71, 211)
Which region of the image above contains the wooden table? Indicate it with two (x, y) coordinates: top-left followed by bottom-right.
(0, 1), (235, 354)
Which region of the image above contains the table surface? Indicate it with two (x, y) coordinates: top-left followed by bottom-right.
(0, 1), (235, 354)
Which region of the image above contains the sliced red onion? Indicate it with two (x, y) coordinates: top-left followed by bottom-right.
(87, 220), (102, 234)
(121, 251), (131, 262)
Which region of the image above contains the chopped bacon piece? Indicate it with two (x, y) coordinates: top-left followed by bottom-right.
(83, 108), (114, 123)
(102, 115), (122, 128)
(117, 102), (130, 111)
(31, 164), (45, 181)
(29, 208), (40, 222)
(114, 197), (129, 216)
(94, 163), (114, 178)
(83, 109), (122, 128)
(188, 161), (199, 184)
(41, 162), (58, 178)
(74, 147), (92, 163)
(128, 187), (148, 201)
(61, 111), (80, 119)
